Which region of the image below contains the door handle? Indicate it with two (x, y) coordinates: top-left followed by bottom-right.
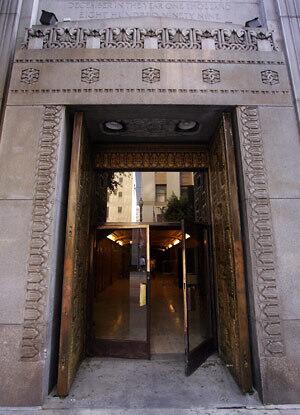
(140, 283), (147, 307)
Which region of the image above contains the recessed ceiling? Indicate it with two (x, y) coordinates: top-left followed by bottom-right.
(71, 105), (229, 144)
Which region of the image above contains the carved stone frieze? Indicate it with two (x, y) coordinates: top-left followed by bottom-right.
(238, 106), (285, 357)
(22, 27), (278, 52)
(20, 105), (63, 360)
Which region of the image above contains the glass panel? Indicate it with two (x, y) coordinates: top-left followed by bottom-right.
(185, 226), (212, 351)
(98, 171), (208, 223)
(93, 227), (148, 341)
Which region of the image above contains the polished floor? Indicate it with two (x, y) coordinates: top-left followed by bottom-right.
(93, 273), (209, 354)
(93, 273), (185, 353)
(151, 273), (184, 354)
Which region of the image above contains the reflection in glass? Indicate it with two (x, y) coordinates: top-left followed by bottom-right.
(103, 171), (205, 223)
(185, 226), (212, 351)
(93, 228), (148, 341)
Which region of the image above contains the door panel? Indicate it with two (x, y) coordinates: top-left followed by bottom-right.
(57, 113), (92, 397)
(209, 113), (252, 392)
(93, 224), (151, 359)
(182, 220), (215, 376)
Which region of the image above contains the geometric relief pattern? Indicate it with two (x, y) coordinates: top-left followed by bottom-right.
(142, 67), (160, 83)
(94, 144), (209, 169)
(20, 105), (63, 360)
(21, 68), (40, 84)
(81, 67), (100, 83)
(23, 27), (278, 52)
(261, 70), (279, 85)
(239, 106), (285, 357)
(202, 68), (221, 84)
(209, 125), (240, 372)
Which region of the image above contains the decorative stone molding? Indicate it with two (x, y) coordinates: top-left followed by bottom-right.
(261, 70), (279, 85)
(142, 67), (160, 83)
(81, 67), (100, 83)
(202, 69), (221, 84)
(22, 27), (278, 52)
(238, 106), (285, 357)
(20, 68), (40, 84)
(20, 105), (63, 361)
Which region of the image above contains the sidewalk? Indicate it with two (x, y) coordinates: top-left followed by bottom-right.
(0, 406), (300, 414)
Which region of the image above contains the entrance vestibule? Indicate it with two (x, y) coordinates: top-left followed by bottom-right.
(91, 223), (214, 365)
(56, 107), (252, 398)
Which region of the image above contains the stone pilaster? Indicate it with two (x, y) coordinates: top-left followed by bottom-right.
(0, 0), (22, 121)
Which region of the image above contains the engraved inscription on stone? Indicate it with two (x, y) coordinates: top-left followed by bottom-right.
(142, 67), (160, 83)
(37, 1), (259, 25)
(20, 68), (40, 84)
(261, 70), (279, 85)
(81, 67), (100, 83)
(202, 69), (221, 84)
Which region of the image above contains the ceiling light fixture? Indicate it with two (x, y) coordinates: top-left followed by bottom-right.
(103, 120), (126, 132)
(176, 120), (199, 132)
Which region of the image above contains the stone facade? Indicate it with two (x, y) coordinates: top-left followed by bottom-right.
(0, 0), (299, 407)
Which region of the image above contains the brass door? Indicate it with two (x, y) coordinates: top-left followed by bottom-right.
(182, 220), (215, 375)
(92, 224), (151, 359)
(210, 113), (252, 392)
(57, 113), (92, 397)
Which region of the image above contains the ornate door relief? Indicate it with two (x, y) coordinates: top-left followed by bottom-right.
(57, 113), (93, 396)
(209, 113), (252, 392)
(94, 144), (209, 170)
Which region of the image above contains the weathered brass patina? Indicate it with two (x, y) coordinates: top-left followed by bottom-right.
(57, 113), (93, 397)
(209, 113), (252, 393)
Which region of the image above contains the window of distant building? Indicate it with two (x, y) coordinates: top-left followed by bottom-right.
(118, 206), (122, 213)
(180, 185), (189, 199)
(118, 191), (122, 197)
(156, 184), (167, 203)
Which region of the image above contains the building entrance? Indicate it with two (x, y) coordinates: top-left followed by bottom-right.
(56, 108), (252, 398)
(91, 222), (214, 377)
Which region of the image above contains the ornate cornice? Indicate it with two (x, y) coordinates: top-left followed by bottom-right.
(239, 106), (285, 357)
(22, 27), (278, 52)
(20, 105), (63, 360)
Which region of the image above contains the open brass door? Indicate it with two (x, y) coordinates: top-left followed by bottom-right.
(92, 224), (151, 359)
(57, 113), (92, 397)
(182, 220), (215, 376)
(210, 113), (252, 392)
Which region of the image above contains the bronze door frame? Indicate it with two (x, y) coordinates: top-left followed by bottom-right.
(61, 111), (252, 393)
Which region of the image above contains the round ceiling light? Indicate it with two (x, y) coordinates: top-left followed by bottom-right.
(103, 120), (125, 131)
(176, 120), (199, 132)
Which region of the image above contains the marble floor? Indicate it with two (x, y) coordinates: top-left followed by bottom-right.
(93, 273), (186, 354)
(151, 273), (184, 355)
